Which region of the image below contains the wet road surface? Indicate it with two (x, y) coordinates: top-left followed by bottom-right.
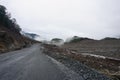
(0, 44), (83, 80)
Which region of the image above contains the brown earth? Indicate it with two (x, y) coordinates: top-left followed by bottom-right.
(0, 5), (40, 53)
(62, 39), (120, 79)
(0, 25), (39, 53)
(43, 39), (120, 79)
(63, 39), (120, 59)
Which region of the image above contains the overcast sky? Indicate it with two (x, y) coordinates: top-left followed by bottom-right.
(0, 0), (120, 40)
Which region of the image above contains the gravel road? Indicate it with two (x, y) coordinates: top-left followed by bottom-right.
(0, 44), (84, 80)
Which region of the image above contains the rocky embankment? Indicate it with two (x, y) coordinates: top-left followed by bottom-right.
(42, 44), (117, 80)
(0, 26), (37, 53)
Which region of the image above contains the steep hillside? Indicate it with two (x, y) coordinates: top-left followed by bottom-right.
(0, 5), (38, 53)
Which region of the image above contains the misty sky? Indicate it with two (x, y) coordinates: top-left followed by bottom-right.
(0, 0), (120, 40)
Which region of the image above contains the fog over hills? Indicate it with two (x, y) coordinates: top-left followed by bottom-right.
(0, 2), (120, 79)
(1, 0), (120, 40)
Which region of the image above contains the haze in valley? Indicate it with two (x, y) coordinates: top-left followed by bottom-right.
(1, 0), (120, 40)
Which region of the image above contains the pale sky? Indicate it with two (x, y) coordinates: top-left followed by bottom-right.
(0, 0), (120, 40)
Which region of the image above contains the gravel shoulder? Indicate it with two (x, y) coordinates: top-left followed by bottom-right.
(42, 44), (113, 80)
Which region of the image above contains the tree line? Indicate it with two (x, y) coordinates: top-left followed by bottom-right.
(0, 5), (21, 33)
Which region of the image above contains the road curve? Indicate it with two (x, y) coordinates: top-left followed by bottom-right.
(0, 44), (83, 80)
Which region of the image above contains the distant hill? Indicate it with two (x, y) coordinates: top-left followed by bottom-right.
(21, 31), (40, 40)
(65, 36), (93, 43)
(101, 37), (119, 40)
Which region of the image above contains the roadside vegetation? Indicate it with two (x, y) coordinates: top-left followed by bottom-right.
(0, 5), (38, 53)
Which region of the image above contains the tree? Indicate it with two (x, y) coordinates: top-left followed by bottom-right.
(0, 5), (6, 16)
(0, 5), (21, 32)
(51, 38), (64, 46)
(0, 5), (7, 24)
(51, 38), (63, 42)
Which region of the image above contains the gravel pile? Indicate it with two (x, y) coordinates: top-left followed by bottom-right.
(59, 57), (111, 80)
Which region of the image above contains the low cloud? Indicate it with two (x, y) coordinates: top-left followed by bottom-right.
(1, 0), (120, 40)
